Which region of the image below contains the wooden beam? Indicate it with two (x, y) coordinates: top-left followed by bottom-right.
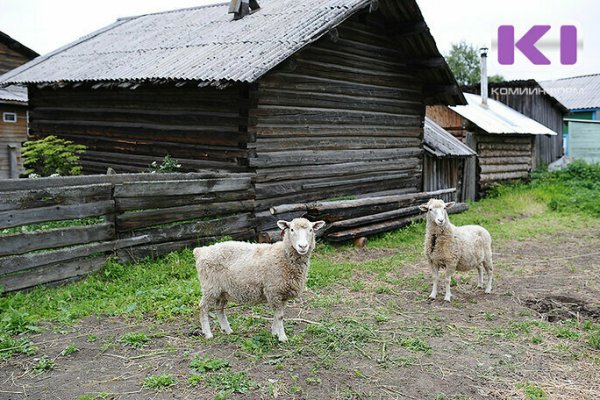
(386, 21), (428, 37)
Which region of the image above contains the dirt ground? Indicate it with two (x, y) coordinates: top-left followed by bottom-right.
(1, 227), (599, 400)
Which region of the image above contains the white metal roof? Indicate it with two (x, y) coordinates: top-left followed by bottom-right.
(450, 93), (557, 135)
(0, 85), (27, 104)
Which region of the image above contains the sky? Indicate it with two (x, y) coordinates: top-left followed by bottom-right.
(0, 0), (598, 82)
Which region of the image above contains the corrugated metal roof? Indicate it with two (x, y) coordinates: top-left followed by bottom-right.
(0, 0), (464, 105)
(0, 85), (27, 104)
(424, 117), (476, 158)
(450, 93), (557, 135)
(540, 74), (600, 110)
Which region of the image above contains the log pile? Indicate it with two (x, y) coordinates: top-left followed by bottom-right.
(270, 188), (468, 242)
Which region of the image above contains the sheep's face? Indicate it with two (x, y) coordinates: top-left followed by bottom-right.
(277, 218), (326, 255)
(419, 199), (455, 227)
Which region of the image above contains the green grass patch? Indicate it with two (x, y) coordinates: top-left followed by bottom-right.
(399, 337), (432, 354)
(143, 373), (177, 390)
(190, 356), (230, 373)
(60, 343), (79, 356)
(516, 382), (548, 400)
(33, 356), (55, 373)
(119, 332), (151, 349)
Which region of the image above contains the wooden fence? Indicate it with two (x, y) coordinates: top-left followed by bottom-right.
(0, 173), (255, 292)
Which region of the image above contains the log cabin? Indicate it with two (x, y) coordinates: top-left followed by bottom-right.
(0, 31), (39, 179)
(427, 92), (557, 196)
(463, 79), (567, 168)
(0, 0), (465, 232)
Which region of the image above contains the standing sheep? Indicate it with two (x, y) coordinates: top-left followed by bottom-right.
(419, 199), (493, 302)
(193, 218), (325, 342)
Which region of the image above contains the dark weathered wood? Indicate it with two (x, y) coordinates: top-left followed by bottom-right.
(270, 189), (456, 215)
(114, 177), (252, 197)
(115, 189), (254, 211)
(0, 223), (115, 257)
(0, 255), (107, 292)
(116, 200), (254, 232)
(117, 228), (255, 264)
(0, 184), (113, 212)
(0, 200), (115, 230)
(327, 206), (421, 230)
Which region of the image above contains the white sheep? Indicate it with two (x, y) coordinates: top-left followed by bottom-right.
(192, 218), (325, 342)
(419, 199), (493, 302)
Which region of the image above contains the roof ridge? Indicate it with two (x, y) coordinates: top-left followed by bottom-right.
(549, 72), (600, 82)
(117, 1), (228, 21)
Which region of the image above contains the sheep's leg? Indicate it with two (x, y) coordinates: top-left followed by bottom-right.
(484, 257), (494, 294)
(443, 266), (456, 302)
(477, 264), (484, 289)
(216, 297), (233, 335)
(199, 295), (215, 339)
(271, 303), (288, 342)
(429, 264), (439, 299)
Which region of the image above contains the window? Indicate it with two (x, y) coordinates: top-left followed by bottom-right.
(3, 112), (17, 123)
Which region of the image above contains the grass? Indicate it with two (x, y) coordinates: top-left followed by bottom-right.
(33, 356), (55, 373)
(516, 382), (548, 400)
(143, 373), (177, 390)
(119, 332), (151, 349)
(190, 356), (230, 373)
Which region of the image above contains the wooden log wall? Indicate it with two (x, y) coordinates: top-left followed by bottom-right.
(28, 85), (251, 174)
(422, 155), (461, 202)
(250, 12), (426, 231)
(488, 90), (564, 168)
(477, 135), (533, 189)
(0, 41), (32, 74)
(0, 172), (255, 292)
(0, 104), (27, 179)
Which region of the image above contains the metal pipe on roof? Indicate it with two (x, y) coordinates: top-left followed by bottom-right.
(480, 47), (488, 107)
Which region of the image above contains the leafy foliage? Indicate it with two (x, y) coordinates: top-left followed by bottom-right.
(143, 373), (177, 390)
(22, 135), (86, 177)
(149, 155), (182, 173)
(446, 41), (504, 86)
(190, 356), (230, 373)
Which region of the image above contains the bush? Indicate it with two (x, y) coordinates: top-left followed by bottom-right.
(22, 135), (86, 177)
(149, 155), (181, 173)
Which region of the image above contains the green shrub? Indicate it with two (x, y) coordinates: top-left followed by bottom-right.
(149, 155), (181, 173)
(22, 135), (86, 177)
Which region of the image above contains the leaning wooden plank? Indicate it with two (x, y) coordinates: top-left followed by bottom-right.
(119, 213), (254, 244)
(0, 184), (113, 212)
(327, 206), (421, 230)
(115, 189), (254, 212)
(0, 200), (115, 230)
(269, 188), (456, 215)
(326, 203), (469, 242)
(114, 177), (252, 197)
(116, 200), (255, 232)
(0, 255), (107, 292)
(0, 222), (115, 257)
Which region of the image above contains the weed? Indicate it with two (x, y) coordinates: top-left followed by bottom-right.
(143, 373), (177, 390)
(587, 332), (600, 350)
(0, 335), (38, 359)
(554, 326), (580, 340)
(206, 371), (257, 394)
(241, 331), (278, 356)
(33, 356), (55, 373)
(305, 376), (321, 385)
(190, 356), (229, 373)
(400, 337), (432, 354)
(531, 336), (543, 345)
(516, 382), (548, 400)
(87, 335), (97, 342)
(1, 308), (42, 335)
(119, 332), (150, 348)
(60, 343), (79, 356)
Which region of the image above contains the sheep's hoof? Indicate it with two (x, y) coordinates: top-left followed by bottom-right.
(278, 335), (288, 343)
(485, 289), (492, 294)
(204, 332), (214, 339)
(444, 296), (452, 302)
(477, 284), (484, 289)
(223, 328), (233, 335)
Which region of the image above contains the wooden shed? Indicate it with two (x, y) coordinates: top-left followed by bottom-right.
(423, 117), (476, 202)
(0, 0), (465, 232)
(428, 93), (557, 196)
(0, 31), (39, 179)
(463, 79), (567, 168)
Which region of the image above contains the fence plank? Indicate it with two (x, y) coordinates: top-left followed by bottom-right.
(0, 184), (113, 212)
(116, 200), (254, 232)
(0, 255), (107, 292)
(0, 223), (115, 257)
(115, 189), (253, 211)
(120, 213), (254, 243)
(0, 200), (115, 230)
(114, 177), (252, 197)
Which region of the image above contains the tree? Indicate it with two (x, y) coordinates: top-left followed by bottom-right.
(22, 135), (87, 177)
(445, 41), (504, 86)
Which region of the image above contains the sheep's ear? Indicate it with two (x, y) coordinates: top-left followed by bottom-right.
(418, 203), (429, 212)
(445, 202), (456, 209)
(312, 220), (326, 231)
(277, 220), (290, 230)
